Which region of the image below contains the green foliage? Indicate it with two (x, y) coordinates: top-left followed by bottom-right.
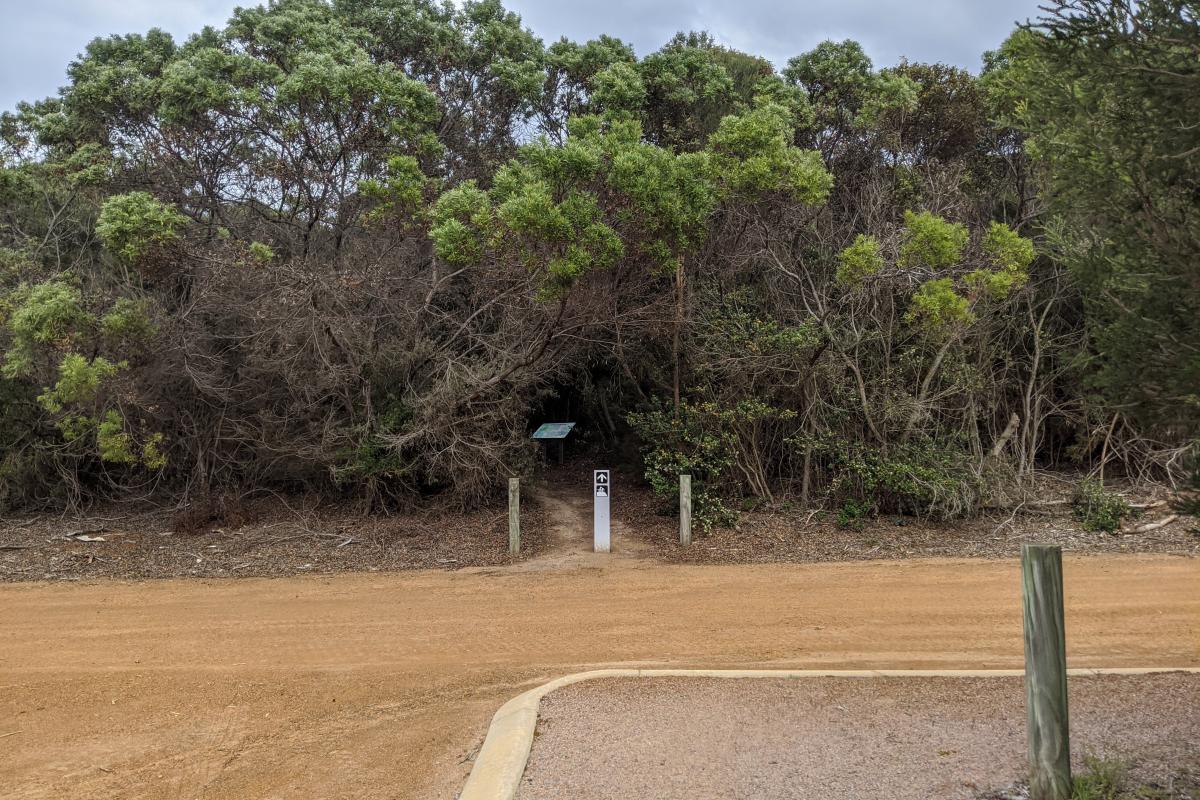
(963, 268), (1022, 301)
(1068, 757), (1133, 800)
(886, 62), (986, 162)
(836, 498), (873, 530)
(4, 281), (87, 344)
(627, 399), (746, 530)
(858, 70), (919, 127)
(751, 75), (815, 130)
(247, 242), (275, 264)
(962, 222), (1034, 301)
(694, 289), (820, 361)
(981, 221), (1035, 273)
(430, 182), (495, 265)
(55, 407), (165, 471)
(785, 40), (875, 107)
(590, 61), (646, 115)
(100, 298), (156, 340)
(333, 395), (415, 487)
(836, 234), (884, 287)
(707, 103), (833, 202)
(906, 278), (974, 331)
(37, 353), (121, 413)
(799, 435), (983, 518)
(899, 210), (968, 270)
(1072, 478), (1132, 533)
(97, 409), (137, 464)
(95, 192), (187, 264)
(360, 155), (431, 222)
(784, 40), (918, 135)
(2, 281), (91, 378)
(141, 432), (167, 470)
(638, 34), (738, 148)
(93, 410), (165, 469)
(984, 4), (1200, 441)
(428, 104), (827, 295)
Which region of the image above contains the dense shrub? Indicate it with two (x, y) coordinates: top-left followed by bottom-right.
(1072, 478), (1132, 533)
(627, 399), (743, 530)
(798, 435), (985, 519)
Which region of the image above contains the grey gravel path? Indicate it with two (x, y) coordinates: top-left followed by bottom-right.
(520, 674), (1199, 799)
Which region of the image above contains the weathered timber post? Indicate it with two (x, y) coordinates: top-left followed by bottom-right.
(508, 478), (520, 556)
(679, 474), (692, 546)
(1021, 543), (1071, 800)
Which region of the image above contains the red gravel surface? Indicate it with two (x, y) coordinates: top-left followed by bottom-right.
(521, 674), (1200, 800)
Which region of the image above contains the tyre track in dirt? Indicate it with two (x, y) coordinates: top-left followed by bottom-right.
(0, 553), (1196, 799)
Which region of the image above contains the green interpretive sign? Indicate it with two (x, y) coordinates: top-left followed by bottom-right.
(531, 422), (576, 440)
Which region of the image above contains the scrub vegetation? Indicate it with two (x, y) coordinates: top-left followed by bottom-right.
(0, 0), (1196, 528)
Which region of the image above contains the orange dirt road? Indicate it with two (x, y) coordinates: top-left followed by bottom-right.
(1, 555), (1197, 799)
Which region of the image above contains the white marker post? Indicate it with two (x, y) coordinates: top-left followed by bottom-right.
(594, 469), (611, 552)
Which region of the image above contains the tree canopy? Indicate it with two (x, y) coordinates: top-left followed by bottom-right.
(0, 0), (1195, 519)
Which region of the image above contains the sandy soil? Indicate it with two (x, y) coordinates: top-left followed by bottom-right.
(0, 554), (1196, 799)
(522, 674), (1200, 799)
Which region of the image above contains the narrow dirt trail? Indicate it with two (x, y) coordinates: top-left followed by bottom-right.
(0, 555), (1196, 800)
(511, 482), (654, 571)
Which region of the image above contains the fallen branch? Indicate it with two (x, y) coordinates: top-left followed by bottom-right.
(1129, 499), (1168, 511)
(1123, 515), (1179, 535)
(245, 530), (357, 549)
(992, 502), (1024, 534)
(64, 528), (108, 542)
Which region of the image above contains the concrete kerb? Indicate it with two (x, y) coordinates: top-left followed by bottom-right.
(457, 667), (1200, 800)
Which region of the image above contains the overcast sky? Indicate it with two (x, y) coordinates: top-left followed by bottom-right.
(1, 0), (1044, 112)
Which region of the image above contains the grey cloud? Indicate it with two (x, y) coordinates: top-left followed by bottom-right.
(2, 0), (233, 111)
(509, 0), (1042, 69)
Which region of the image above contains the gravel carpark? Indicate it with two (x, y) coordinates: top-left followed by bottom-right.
(519, 673), (1200, 799)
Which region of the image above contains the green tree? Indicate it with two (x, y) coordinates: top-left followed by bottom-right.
(985, 1), (1200, 449)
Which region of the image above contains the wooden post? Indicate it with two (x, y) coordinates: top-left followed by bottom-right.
(508, 478), (520, 556)
(679, 474), (692, 546)
(1021, 544), (1071, 800)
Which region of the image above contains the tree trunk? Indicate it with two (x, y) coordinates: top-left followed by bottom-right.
(673, 258), (684, 416)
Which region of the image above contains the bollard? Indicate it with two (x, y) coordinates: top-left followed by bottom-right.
(508, 478), (520, 556)
(1021, 543), (1071, 800)
(679, 474), (692, 546)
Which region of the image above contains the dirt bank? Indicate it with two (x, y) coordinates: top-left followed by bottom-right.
(1, 555), (1197, 799)
(2, 469), (1195, 583)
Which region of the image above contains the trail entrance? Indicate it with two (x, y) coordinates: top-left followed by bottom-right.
(516, 474), (652, 571)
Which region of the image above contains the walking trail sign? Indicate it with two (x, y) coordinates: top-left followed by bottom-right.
(531, 422), (576, 464)
(594, 469), (610, 552)
(531, 423), (575, 439)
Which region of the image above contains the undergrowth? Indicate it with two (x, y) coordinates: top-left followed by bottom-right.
(1072, 479), (1132, 533)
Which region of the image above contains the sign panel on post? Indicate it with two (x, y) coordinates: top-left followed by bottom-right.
(593, 469), (610, 552)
